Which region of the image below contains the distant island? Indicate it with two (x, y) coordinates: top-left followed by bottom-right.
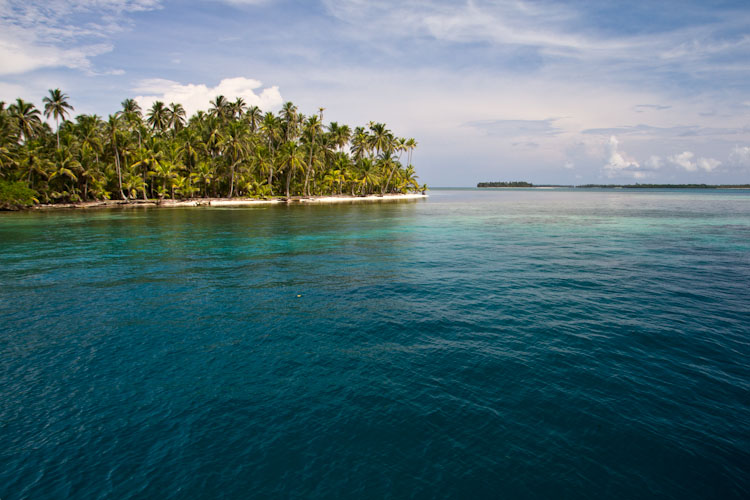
(477, 181), (572, 188)
(478, 182), (750, 189)
(0, 89), (425, 210)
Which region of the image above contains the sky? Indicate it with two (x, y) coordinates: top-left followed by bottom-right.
(1, 0), (749, 186)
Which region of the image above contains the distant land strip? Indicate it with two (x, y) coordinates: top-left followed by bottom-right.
(477, 182), (750, 189)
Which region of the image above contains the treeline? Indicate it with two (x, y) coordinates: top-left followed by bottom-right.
(477, 182), (574, 188)
(0, 89), (424, 207)
(477, 181), (533, 188)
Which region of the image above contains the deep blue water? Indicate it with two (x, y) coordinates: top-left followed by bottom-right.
(1, 188), (749, 499)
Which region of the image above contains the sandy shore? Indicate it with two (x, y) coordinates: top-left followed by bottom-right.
(33, 193), (428, 210)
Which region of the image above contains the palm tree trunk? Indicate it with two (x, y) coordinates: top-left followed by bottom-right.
(142, 166), (148, 200)
(286, 166), (293, 199)
(114, 144), (125, 199)
(228, 162), (236, 198)
(383, 164), (397, 195)
(304, 145), (314, 196)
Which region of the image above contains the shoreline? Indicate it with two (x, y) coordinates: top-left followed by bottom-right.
(31, 193), (428, 210)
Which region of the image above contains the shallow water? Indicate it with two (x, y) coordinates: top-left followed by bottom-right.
(2, 189), (749, 499)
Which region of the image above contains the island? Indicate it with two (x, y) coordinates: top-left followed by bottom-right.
(0, 90), (426, 210)
(477, 181), (572, 188)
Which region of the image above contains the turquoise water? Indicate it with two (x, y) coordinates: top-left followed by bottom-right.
(1, 189), (749, 499)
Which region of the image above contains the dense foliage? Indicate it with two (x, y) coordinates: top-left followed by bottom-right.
(0, 180), (38, 210)
(0, 90), (423, 205)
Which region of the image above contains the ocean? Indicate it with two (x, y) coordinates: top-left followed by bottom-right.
(1, 188), (749, 498)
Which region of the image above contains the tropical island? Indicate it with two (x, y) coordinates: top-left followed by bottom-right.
(0, 89), (425, 210)
(477, 181), (572, 188)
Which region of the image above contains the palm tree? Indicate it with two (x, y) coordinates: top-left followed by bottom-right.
(131, 140), (163, 200)
(260, 112), (281, 191)
(356, 157), (379, 195)
(302, 114), (322, 196)
(0, 92), (422, 205)
(119, 98), (143, 147)
(230, 97), (246, 119)
(246, 105), (262, 133)
(368, 122), (392, 157)
(149, 161), (177, 199)
(350, 126), (369, 160)
(280, 101), (299, 142)
(328, 122), (351, 152)
(167, 102), (186, 133)
(220, 121), (251, 197)
(43, 89), (74, 149)
(178, 128), (201, 173)
(279, 141), (305, 199)
(146, 101), (169, 134)
(17, 141), (51, 189)
(48, 151), (80, 200)
(209, 95), (230, 121)
(405, 138), (417, 167)
(191, 161), (214, 197)
(8, 99), (42, 143)
(380, 152), (402, 195)
(106, 114), (126, 199)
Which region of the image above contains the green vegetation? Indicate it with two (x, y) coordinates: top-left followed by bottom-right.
(477, 181), (574, 188)
(477, 181), (533, 188)
(0, 90), (423, 207)
(0, 180), (38, 210)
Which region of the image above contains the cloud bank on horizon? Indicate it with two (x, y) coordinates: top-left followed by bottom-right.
(1, 0), (749, 185)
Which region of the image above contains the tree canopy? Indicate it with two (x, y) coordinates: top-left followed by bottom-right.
(0, 91), (423, 206)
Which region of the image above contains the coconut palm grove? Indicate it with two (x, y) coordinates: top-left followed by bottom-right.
(0, 89), (423, 208)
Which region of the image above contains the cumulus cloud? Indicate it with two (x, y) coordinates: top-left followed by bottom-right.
(134, 77), (283, 116)
(697, 157), (721, 172)
(729, 146), (750, 168)
(668, 151), (721, 172)
(603, 136), (646, 178)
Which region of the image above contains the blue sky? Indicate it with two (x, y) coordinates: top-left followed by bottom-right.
(2, 0), (749, 185)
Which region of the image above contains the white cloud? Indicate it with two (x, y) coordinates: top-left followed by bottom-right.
(0, 0), (162, 76)
(603, 135), (642, 178)
(0, 28), (111, 75)
(669, 151), (696, 170)
(134, 77), (283, 116)
(645, 155), (662, 169)
(322, 0), (750, 73)
(668, 151), (721, 172)
(729, 145), (750, 167)
(696, 157), (721, 172)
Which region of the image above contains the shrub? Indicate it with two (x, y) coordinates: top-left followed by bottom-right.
(0, 180), (38, 210)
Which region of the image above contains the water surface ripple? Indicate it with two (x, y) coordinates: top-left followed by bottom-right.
(1, 189), (749, 498)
